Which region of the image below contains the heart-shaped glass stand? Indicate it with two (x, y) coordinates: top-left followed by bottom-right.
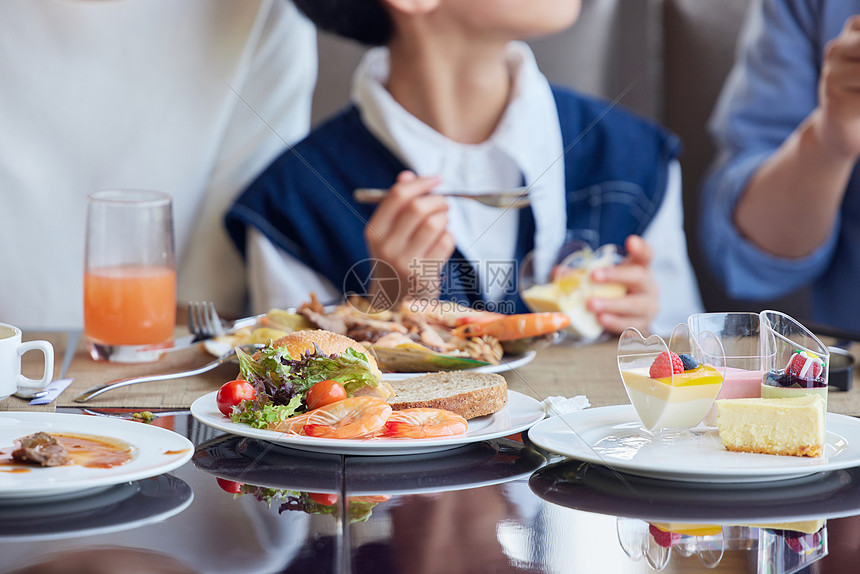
(617, 324), (726, 443)
(616, 518), (729, 570)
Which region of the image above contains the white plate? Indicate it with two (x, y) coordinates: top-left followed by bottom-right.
(191, 390), (545, 456)
(0, 413), (194, 497)
(527, 405), (860, 483)
(380, 350), (536, 380)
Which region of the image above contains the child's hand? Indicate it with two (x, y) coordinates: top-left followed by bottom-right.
(586, 235), (658, 335)
(364, 171), (455, 305)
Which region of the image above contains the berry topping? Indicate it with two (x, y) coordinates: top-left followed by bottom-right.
(679, 354), (699, 371)
(649, 524), (681, 548)
(649, 351), (684, 379)
(785, 351), (825, 380)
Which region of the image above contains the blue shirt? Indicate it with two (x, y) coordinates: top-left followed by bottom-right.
(701, 0), (860, 329)
(227, 87), (679, 316)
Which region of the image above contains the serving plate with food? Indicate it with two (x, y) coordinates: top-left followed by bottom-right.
(0, 412), (193, 498)
(203, 295), (563, 377)
(190, 329), (545, 455)
(526, 404), (860, 483)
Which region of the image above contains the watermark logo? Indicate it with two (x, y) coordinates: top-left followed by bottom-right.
(343, 258), (400, 311)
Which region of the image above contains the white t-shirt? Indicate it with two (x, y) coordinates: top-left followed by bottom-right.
(0, 0), (317, 329)
(248, 44), (702, 335)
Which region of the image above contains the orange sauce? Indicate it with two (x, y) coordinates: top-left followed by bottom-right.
(0, 434), (134, 470)
(163, 449), (188, 455)
(54, 434), (134, 468)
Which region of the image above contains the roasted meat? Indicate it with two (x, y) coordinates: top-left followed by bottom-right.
(11, 432), (71, 467)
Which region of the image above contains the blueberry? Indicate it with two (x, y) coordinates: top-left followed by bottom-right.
(679, 354), (699, 371)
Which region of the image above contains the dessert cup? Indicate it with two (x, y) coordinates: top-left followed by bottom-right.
(688, 312), (771, 425)
(520, 236), (624, 344)
(617, 324), (725, 441)
(759, 311), (829, 412)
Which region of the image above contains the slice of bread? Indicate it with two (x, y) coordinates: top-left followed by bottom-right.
(387, 372), (508, 420)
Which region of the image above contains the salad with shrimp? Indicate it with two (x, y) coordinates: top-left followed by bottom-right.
(226, 341), (381, 429)
(216, 329), (470, 440)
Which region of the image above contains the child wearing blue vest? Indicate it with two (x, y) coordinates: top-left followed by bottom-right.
(226, 0), (702, 336)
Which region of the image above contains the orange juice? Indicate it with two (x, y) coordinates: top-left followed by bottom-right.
(84, 265), (176, 345)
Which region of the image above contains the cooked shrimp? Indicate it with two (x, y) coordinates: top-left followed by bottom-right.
(381, 408), (468, 439)
(451, 312), (570, 341)
(302, 397), (392, 439)
(269, 411), (314, 435)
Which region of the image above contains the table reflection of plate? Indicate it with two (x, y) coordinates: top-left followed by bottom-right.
(190, 390), (545, 456)
(380, 351), (536, 380)
(194, 435), (545, 495)
(0, 413), (194, 497)
(0, 474), (192, 542)
(527, 405), (860, 483)
(530, 459), (860, 525)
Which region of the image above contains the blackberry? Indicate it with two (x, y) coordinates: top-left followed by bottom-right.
(679, 353), (699, 371)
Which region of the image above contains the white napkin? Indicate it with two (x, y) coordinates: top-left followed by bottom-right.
(541, 395), (590, 417)
(29, 378), (73, 405)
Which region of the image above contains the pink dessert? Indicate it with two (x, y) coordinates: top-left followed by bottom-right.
(704, 367), (764, 425)
(718, 367), (765, 400)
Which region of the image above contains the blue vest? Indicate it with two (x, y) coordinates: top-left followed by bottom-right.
(226, 86), (680, 313)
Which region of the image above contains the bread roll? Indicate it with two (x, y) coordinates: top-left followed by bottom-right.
(270, 330), (392, 399)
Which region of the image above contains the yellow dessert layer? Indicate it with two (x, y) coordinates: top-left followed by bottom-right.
(653, 365), (723, 387)
(746, 519), (825, 535)
(650, 523), (722, 536)
(621, 366), (723, 402)
(716, 395), (825, 458)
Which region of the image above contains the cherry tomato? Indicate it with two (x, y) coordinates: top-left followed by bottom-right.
(308, 492), (339, 506)
(216, 477), (243, 494)
(306, 380), (346, 410)
(216, 379), (256, 416)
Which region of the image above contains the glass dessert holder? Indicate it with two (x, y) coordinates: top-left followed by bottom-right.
(688, 312), (774, 425)
(617, 323), (726, 442)
(519, 237), (624, 345)
(760, 310), (830, 412)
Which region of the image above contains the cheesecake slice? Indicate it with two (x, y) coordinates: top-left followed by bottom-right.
(716, 395), (825, 458)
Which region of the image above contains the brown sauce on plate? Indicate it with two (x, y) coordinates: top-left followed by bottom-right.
(163, 449), (188, 456)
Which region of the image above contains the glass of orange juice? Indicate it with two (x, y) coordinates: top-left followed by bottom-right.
(84, 190), (176, 362)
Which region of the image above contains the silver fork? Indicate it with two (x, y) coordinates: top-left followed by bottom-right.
(354, 187), (531, 210)
(188, 301), (226, 341)
(73, 343), (263, 403)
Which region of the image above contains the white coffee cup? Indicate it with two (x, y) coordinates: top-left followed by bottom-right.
(0, 323), (54, 400)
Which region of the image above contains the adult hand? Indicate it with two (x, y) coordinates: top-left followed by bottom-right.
(586, 235), (658, 334)
(364, 171), (456, 306)
(816, 15), (860, 158)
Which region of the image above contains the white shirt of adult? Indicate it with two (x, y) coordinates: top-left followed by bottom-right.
(248, 43), (702, 335)
(0, 0), (317, 329)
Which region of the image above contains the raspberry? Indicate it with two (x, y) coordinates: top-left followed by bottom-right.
(649, 524), (681, 548)
(679, 354), (699, 371)
(649, 351), (684, 379)
(785, 351), (824, 380)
